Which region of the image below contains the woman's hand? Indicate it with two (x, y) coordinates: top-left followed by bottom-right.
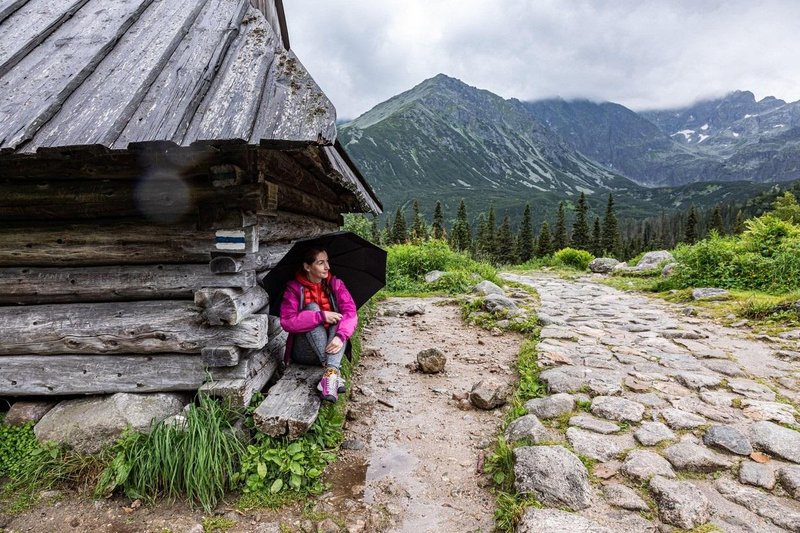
(325, 336), (344, 354)
(323, 311), (343, 324)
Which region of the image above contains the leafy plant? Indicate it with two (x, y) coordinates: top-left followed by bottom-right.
(553, 247), (594, 270)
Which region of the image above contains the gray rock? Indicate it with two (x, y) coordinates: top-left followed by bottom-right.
(635, 250), (675, 271)
(701, 360), (745, 377)
(4, 401), (56, 426)
(424, 270), (445, 283)
(779, 465), (800, 499)
(716, 477), (800, 531)
(739, 461), (776, 490)
(621, 450), (676, 481)
(403, 303), (426, 316)
(661, 408), (706, 429)
(588, 257), (620, 274)
(692, 288), (731, 301)
(778, 329), (800, 340)
(516, 508), (613, 533)
(568, 414), (620, 435)
(539, 326), (578, 340)
(317, 519), (338, 533)
(469, 380), (509, 410)
(741, 399), (797, 425)
(473, 280), (504, 296)
(417, 348), (446, 373)
(591, 396), (644, 422)
(34, 393), (186, 454)
(751, 421), (800, 463)
(513, 445), (592, 510)
(662, 262), (677, 277)
(504, 414), (549, 444)
(663, 441), (733, 472)
(340, 439), (365, 451)
(703, 425), (753, 455)
(566, 427), (636, 462)
(728, 379), (776, 401)
(649, 476), (711, 529)
(484, 293), (518, 313)
(675, 372), (723, 390)
(602, 483), (650, 511)
(634, 422), (676, 446)
(524, 393), (575, 419)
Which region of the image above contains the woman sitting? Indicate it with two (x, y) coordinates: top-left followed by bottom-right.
(279, 247), (357, 402)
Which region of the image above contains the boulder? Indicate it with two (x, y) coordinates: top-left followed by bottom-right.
(505, 414), (550, 444)
(473, 280), (504, 296)
(524, 393), (574, 419)
(716, 478), (800, 531)
(517, 508), (613, 533)
(662, 262), (677, 277)
(703, 425), (753, 455)
(513, 445), (592, 510)
(417, 348), (446, 373)
(634, 422), (676, 446)
(649, 476), (710, 529)
(566, 427), (636, 462)
(403, 303), (426, 316)
(691, 288), (730, 301)
(4, 401), (56, 426)
(424, 270), (445, 284)
(590, 396), (644, 422)
(602, 483), (650, 511)
(778, 465), (800, 499)
(483, 293), (518, 313)
(634, 250), (675, 271)
(739, 461), (776, 490)
(469, 380), (509, 410)
(588, 258), (619, 274)
(34, 393), (186, 454)
(750, 421), (800, 463)
(621, 450), (676, 481)
(662, 442), (733, 472)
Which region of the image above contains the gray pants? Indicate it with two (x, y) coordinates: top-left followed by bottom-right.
(290, 303), (346, 370)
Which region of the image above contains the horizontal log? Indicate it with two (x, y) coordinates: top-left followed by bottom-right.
(194, 286), (270, 326)
(278, 184), (341, 223)
(252, 365), (323, 439)
(215, 243), (291, 273)
(0, 301), (268, 356)
(257, 211), (339, 243)
(0, 354), (208, 395)
(0, 264), (256, 305)
(201, 346), (240, 367)
(210, 330), (286, 380)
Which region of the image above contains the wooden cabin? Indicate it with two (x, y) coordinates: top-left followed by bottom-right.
(0, 0), (381, 426)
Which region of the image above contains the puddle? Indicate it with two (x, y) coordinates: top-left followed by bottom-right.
(364, 445), (418, 503)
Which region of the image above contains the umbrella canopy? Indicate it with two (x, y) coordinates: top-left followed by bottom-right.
(262, 231), (387, 316)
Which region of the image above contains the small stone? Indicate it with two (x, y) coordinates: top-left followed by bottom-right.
(716, 478), (800, 531)
(504, 414), (549, 444)
(593, 460), (622, 479)
(4, 401), (57, 426)
(469, 380), (509, 410)
(675, 372), (723, 390)
(513, 445), (592, 510)
(650, 476), (711, 529)
(779, 466), (800, 499)
(703, 425), (753, 455)
(566, 427), (636, 462)
(524, 393), (575, 419)
(517, 508), (613, 533)
(741, 399), (797, 425)
(621, 450), (676, 481)
(750, 421), (800, 463)
(187, 525), (204, 533)
(591, 396), (645, 422)
(568, 414), (620, 434)
(699, 390), (740, 407)
(317, 519), (338, 533)
(484, 294), (518, 313)
(424, 270), (445, 283)
(403, 304), (426, 316)
(473, 280), (504, 296)
(634, 422), (676, 446)
(663, 442), (733, 472)
(417, 348), (446, 373)
(701, 360), (745, 377)
(728, 379), (776, 401)
(602, 483), (650, 511)
(340, 439), (365, 451)
(692, 287), (730, 301)
(661, 408), (706, 430)
(739, 461), (776, 490)
(539, 326), (578, 340)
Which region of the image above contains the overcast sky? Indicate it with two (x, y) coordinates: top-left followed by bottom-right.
(282, 0), (800, 121)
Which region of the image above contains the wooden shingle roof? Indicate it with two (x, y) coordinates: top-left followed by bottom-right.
(0, 0), (380, 212)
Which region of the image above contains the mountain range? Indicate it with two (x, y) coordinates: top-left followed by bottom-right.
(339, 74), (799, 222)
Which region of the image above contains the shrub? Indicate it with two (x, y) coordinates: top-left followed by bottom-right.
(553, 248), (594, 270)
(741, 215), (800, 257)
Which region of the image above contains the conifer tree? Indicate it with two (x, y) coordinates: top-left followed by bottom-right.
(410, 200), (427, 241)
(772, 191), (800, 224)
(734, 210), (746, 234)
(450, 199), (471, 251)
(431, 201), (445, 239)
(553, 201), (569, 252)
(516, 203), (535, 262)
(496, 213), (515, 265)
(536, 221), (552, 257)
(381, 220), (391, 245)
(486, 204), (497, 261)
(684, 205), (698, 244)
(370, 216), (380, 244)
(571, 192), (590, 250)
(601, 193), (620, 257)
(710, 205), (725, 235)
(391, 207), (407, 244)
(474, 213), (489, 259)
(591, 217), (602, 257)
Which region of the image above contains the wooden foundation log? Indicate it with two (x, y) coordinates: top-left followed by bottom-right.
(0, 301), (268, 355)
(210, 330), (285, 381)
(252, 365), (324, 439)
(194, 285), (269, 326)
(257, 211), (338, 243)
(211, 243), (291, 273)
(201, 346), (241, 367)
(0, 264), (256, 305)
(0, 354), (208, 395)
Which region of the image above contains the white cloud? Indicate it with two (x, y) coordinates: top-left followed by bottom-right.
(283, 0), (800, 119)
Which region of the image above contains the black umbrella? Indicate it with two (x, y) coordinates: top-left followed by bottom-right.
(262, 231), (387, 316)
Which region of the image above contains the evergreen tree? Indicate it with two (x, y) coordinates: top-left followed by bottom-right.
(553, 201), (569, 251)
(516, 203), (535, 262)
(431, 201), (445, 239)
(536, 221), (552, 257)
(450, 199), (471, 252)
(410, 200), (427, 241)
(601, 194), (620, 257)
(486, 204), (497, 261)
(381, 220), (391, 245)
(710, 205), (725, 235)
(474, 213), (489, 259)
(772, 191), (800, 224)
(684, 205), (698, 244)
(734, 210), (746, 234)
(391, 207), (407, 244)
(591, 217), (602, 257)
(370, 216), (380, 244)
(496, 213), (515, 264)
(571, 192), (590, 250)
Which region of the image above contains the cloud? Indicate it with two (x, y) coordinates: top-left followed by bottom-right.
(283, 0), (800, 119)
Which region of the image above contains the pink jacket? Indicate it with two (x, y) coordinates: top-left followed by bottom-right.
(279, 275), (358, 364)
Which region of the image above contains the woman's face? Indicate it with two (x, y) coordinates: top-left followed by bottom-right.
(304, 251), (329, 282)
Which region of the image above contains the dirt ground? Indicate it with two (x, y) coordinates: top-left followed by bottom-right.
(0, 296), (522, 533)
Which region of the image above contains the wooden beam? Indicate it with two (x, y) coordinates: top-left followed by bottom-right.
(201, 346), (241, 367)
(0, 354), (207, 396)
(257, 211), (338, 243)
(194, 285), (269, 326)
(0, 264), (256, 305)
(252, 365), (323, 439)
(0, 301), (268, 356)
(211, 331), (285, 380)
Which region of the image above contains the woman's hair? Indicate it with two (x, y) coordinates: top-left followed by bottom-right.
(300, 247), (335, 305)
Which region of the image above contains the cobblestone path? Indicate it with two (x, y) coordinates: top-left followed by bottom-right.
(503, 273), (800, 532)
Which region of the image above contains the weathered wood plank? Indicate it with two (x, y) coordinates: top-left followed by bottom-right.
(211, 330), (284, 380)
(277, 183), (341, 222)
(0, 264), (255, 305)
(252, 365), (323, 439)
(194, 285), (269, 326)
(201, 346), (241, 367)
(0, 0), (155, 150)
(0, 0), (29, 24)
(115, 0), (250, 148)
(0, 300), (268, 355)
(258, 211), (338, 243)
(0, 0), (90, 78)
(0, 354), (207, 395)
(183, 6), (276, 143)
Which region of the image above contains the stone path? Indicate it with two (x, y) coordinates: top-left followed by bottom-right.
(502, 273), (800, 533)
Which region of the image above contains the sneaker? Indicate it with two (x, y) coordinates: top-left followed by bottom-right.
(317, 367), (339, 402)
(337, 375), (347, 394)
